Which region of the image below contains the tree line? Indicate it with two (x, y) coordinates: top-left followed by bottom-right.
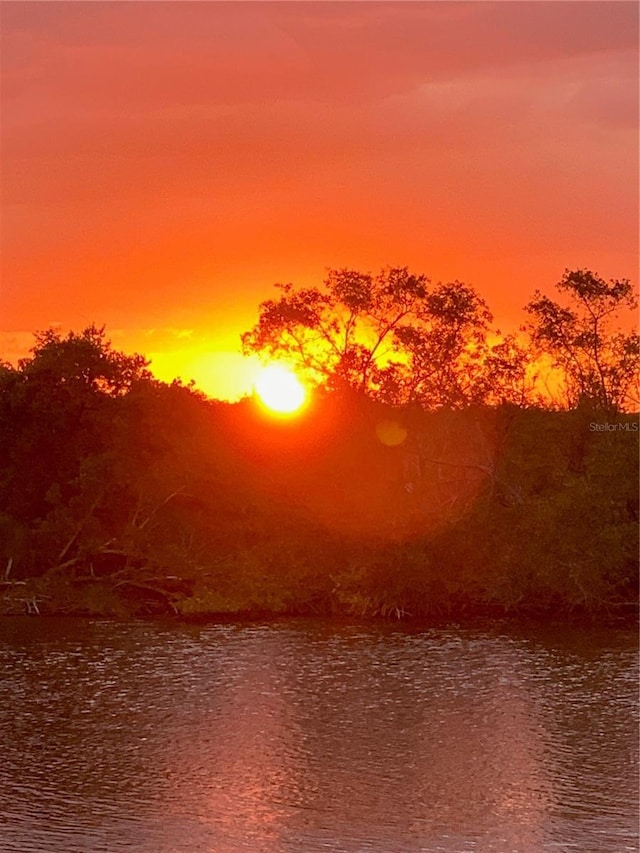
(242, 267), (639, 412)
(0, 267), (637, 620)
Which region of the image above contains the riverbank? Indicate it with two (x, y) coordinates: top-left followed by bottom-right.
(2, 575), (636, 627)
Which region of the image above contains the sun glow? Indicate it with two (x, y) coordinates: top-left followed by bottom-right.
(254, 365), (307, 414)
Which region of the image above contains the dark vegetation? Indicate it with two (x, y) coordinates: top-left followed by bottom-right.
(1, 269), (638, 620)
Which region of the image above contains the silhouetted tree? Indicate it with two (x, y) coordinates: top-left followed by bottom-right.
(242, 267), (430, 394)
(0, 326), (152, 518)
(383, 281), (493, 408)
(525, 269), (639, 412)
(0, 327), (154, 573)
(18, 324), (151, 394)
(481, 335), (534, 407)
(242, 267), (526, 408)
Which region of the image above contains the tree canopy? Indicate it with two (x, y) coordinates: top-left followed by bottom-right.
(243, 266), (637, 412)
(242, 266), (534, 409)
(525, 269), (639, 413)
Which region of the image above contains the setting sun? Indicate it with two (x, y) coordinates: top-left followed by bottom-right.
(254, 365), (306, 415)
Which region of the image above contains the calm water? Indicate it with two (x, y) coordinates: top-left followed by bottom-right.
(0, 618), (637, 853)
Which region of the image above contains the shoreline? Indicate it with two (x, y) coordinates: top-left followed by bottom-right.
(2, 582), (636, 629)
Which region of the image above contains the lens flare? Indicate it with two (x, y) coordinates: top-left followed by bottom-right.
(375, 419), (408, 446)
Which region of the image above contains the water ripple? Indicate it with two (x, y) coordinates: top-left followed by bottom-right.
(0, 618), (637, 853)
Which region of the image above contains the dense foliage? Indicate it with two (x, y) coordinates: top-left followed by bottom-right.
(1, 321), (637, 620)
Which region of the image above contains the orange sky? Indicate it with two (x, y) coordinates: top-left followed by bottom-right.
(1, 1), (638, 399)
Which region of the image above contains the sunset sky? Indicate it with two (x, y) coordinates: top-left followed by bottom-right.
(1, 1), (638, 399)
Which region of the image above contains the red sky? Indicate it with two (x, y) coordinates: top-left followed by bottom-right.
(1, 1), (638, 399)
